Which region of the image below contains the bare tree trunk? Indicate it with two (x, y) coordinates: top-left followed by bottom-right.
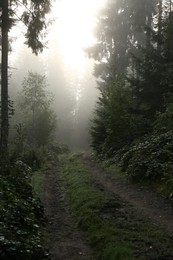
(157, 0), (163, 51)
(170, 0), (172, 12)
(1, 0), (9, 157)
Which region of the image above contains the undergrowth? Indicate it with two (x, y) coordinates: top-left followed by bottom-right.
(0, 160), (45, 260)
(61, 153), (173, 259)
(32, 170), (45, 198)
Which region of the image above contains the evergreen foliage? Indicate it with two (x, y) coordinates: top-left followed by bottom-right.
(91, 76), (144, 157)
(0, 0), (51, 54)
(88, 0), (173, 189)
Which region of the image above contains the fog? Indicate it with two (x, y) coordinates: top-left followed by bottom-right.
(8, 1), (104, 150)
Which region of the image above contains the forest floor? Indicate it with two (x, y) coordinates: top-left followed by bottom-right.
(40, 162), (94, 260)
(40, 153), (173, 259)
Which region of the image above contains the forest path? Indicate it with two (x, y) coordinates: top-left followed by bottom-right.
(82, 154), (173, 234)
(40, 154), (173, 259)
(40, 162), (94, 260)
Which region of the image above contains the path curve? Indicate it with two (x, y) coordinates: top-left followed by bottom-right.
(83, 155), (173, 234)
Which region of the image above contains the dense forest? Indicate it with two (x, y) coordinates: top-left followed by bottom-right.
(1, 0), (173, 259)
(87, 0), (173, 195)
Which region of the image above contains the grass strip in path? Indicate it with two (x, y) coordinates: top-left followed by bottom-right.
(61, 153), (173, 260)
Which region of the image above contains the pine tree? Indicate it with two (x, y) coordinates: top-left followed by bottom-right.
(91, 76), (139, 157)
(129, 0), (173, 120)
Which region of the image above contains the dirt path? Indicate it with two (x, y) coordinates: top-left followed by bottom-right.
(40, 163), (94, 260)
(40, 155), (173, 259)
(83, 155), (173, 234)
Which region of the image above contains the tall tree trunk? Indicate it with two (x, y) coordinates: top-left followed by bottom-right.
(1, 0), (9, 156)
(170, 0), (172, 12)
(167, 0), (173, 64)
(157, 0), (163, 52)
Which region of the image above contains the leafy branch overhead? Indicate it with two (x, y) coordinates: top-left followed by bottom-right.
(21, 0), (51, 54)
(4, 0), (51, 54)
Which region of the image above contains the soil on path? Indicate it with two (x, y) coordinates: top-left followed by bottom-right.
(83, 155), (173, 234)
(40, 163), (94, 260)
(40, 155), (173, 259)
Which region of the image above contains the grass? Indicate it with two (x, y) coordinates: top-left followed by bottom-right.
(105, 164), (127, 179)
(31, 170), (45, 197)
(61, 154), (134, 259)
(31, 157), (56, 198)
(61, 153), (173, 259)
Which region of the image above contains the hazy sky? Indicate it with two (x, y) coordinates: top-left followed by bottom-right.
(8, 0), (106, 148)
(9, 0), (106, 71)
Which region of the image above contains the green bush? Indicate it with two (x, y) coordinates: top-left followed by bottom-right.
(120, 131), (173, 186)
(0, 160), (44, 259)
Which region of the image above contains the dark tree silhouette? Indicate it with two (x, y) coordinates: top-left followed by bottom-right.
(0, 0), (51, 156)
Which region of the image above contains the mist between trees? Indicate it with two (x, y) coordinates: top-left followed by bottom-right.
(1, 0), (173, 185)
(1, 1), (173, 259)
(8, 55), (99, 153)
